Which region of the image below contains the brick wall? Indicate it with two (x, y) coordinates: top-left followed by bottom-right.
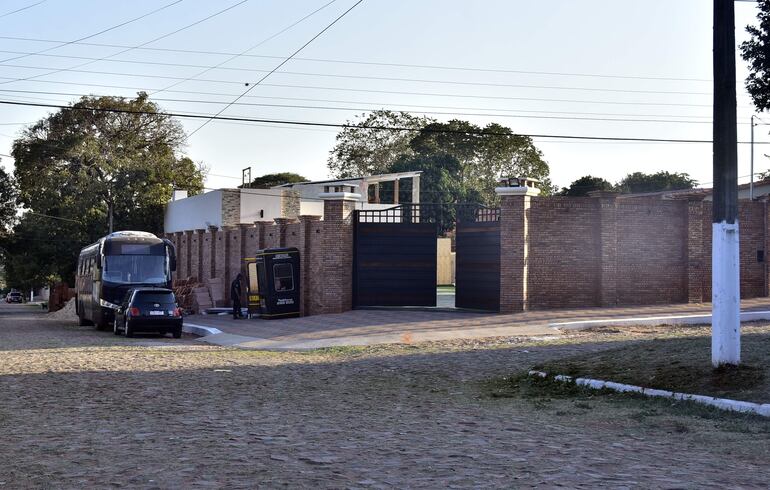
(169, 199), (352, 317)
(221, 189), (241, 227)
(499, 193), (770, 312)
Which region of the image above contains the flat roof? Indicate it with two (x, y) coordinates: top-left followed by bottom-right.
(274, 171), (422, 188)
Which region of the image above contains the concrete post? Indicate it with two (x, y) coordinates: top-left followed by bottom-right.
(497, 183), (540, 313)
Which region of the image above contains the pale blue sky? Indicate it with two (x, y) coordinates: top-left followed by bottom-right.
(0, 0), (764, 190)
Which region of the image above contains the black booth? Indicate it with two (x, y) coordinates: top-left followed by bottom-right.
(245, 247), (300, 319)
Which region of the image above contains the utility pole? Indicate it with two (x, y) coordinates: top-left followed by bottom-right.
(712, 0), (740, 366)
(751, 115), (755, 200)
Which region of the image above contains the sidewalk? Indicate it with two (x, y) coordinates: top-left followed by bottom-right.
(183, 298), (770, 350)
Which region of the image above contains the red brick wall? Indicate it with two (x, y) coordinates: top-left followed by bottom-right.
(527, 198), (601, 309)
(615, 199), (688, 305)
(500, 195), (769, 312)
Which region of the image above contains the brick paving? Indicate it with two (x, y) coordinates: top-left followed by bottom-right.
(186, 298), (770, 349)
(2, 303), (770, 488)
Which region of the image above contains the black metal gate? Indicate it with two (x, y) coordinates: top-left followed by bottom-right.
(354, 205), (437, 307)
(455, 206), (501, 311)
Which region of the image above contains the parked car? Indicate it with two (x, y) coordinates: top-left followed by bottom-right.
(6, 292), (23, 303)
(113, 288), (183, 338)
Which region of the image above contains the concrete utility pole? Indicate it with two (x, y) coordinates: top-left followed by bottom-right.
(712, 0), (740, 366)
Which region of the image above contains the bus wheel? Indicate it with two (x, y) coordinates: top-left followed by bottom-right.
(124, 322), (134, 338)
(113, 318), (121, 336)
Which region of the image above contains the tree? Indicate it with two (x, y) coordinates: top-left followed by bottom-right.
(8, 93), (205, 287)
(327, 110), (434, 178)
(558, 175), (613, 196)
(741, 0), (770, 111)
(0, 167), (18, 231)
(242, 172), (308, 188)
(615, 171), (697, 194)
(407, 120), (554, 202)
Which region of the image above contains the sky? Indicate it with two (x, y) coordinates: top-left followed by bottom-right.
(0, 0), (765, 192)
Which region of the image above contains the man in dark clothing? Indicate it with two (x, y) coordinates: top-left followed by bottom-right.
(231, 273), (243, 319)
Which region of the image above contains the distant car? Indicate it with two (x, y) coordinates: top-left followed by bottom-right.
(113, 288), (183, 338)
(6, 292), (23, 303)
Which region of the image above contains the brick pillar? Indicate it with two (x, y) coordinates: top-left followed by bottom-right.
(208, 225), (219, 282)
(318, 192), (357, 314)
(497, 184), (539, 313)
(192, 229), (206, 282)
(298, 215), (322, 316)
(254, 221), (270, 249)
(687, 198), (707, 303)
(223, 225), (239, 302)
(590, 191), (620, 307)
(184, 230), (194, 280)
(274, 218), (296, 247)
(173, 232), (184, 280)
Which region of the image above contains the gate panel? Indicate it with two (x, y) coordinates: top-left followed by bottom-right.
(355, 222), (437, 307)
(455, 213), (500, 311)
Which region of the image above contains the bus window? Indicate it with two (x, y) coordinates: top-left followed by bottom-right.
(273, 263), (294, 292)
(248, 262), (259, 293)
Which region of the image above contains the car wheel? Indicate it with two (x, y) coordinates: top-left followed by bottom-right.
(113, 318), (121, 336)
(172, 328), (182, 339)
(124, 321), (134, 338)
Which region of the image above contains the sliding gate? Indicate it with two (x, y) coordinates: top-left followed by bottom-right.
(354, 204), (437, 307)
(455, 206), (501, 311)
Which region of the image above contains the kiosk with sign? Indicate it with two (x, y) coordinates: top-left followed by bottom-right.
(244, 247), (300, 319)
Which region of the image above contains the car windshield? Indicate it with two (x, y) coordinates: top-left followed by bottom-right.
(103, 255), (168, 285)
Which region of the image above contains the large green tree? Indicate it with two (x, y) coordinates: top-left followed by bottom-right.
(407, 120), (554, 202)
(558, 175), (613, 196)
(741, 0), (770, 111)
(615, 171), (697, 194)
(327, 110), (434, 178)
(6, 93), (205, 287)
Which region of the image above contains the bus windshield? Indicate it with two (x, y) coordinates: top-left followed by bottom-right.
(103, 255), (169, 285)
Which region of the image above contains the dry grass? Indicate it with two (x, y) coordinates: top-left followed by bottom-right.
(534, 330), (770, 403)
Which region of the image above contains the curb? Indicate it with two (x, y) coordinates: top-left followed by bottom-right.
(549, 310), (770, 330)
(183, 323), (222, 337)
(529, 370), (770, 417)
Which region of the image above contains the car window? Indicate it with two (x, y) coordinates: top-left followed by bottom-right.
(133, 292), (175, 304)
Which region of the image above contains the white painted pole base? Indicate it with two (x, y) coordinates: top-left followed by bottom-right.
(712, 221), (741, 366)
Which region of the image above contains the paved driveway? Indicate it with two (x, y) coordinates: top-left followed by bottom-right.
(186, 298), (770, 349)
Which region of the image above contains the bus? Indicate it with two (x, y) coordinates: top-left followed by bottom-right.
(76, 231), (176, 329)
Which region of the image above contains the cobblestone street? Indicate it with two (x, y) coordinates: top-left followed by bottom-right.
(1, 303), (769, 488)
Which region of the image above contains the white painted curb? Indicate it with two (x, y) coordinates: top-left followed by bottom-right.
(528, 370), (770, 417)
(549, 310), (770, 330)
(183, 323), (222, 337)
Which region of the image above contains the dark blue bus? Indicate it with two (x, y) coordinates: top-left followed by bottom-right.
(75, 231), (176, 329)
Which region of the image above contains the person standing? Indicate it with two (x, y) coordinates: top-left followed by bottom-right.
(231, 273), (243, 319)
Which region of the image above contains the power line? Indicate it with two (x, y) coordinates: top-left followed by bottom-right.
(0, 59), (749, 98)
(2, 98), (770, 145)
(0, 0), (184, 66)
(0, 35), (728, 84)
(188, 0), (366, 136)
(0, 87), (739, 125)
(0, 1), (46, 20)
(0, 0), (249, 87)
(0, 73), (742, 109)
(151, 0), (338, 96)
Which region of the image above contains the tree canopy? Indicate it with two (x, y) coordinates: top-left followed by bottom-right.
(242, 172), (308, 189)
(4, 93), (205, 288)
(327, 110), (554, 204)
(615, 171), (697, 194)
(327, 111), (433, 178)
(741, 0), (770, 111)
(558, 175), (613, 196)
